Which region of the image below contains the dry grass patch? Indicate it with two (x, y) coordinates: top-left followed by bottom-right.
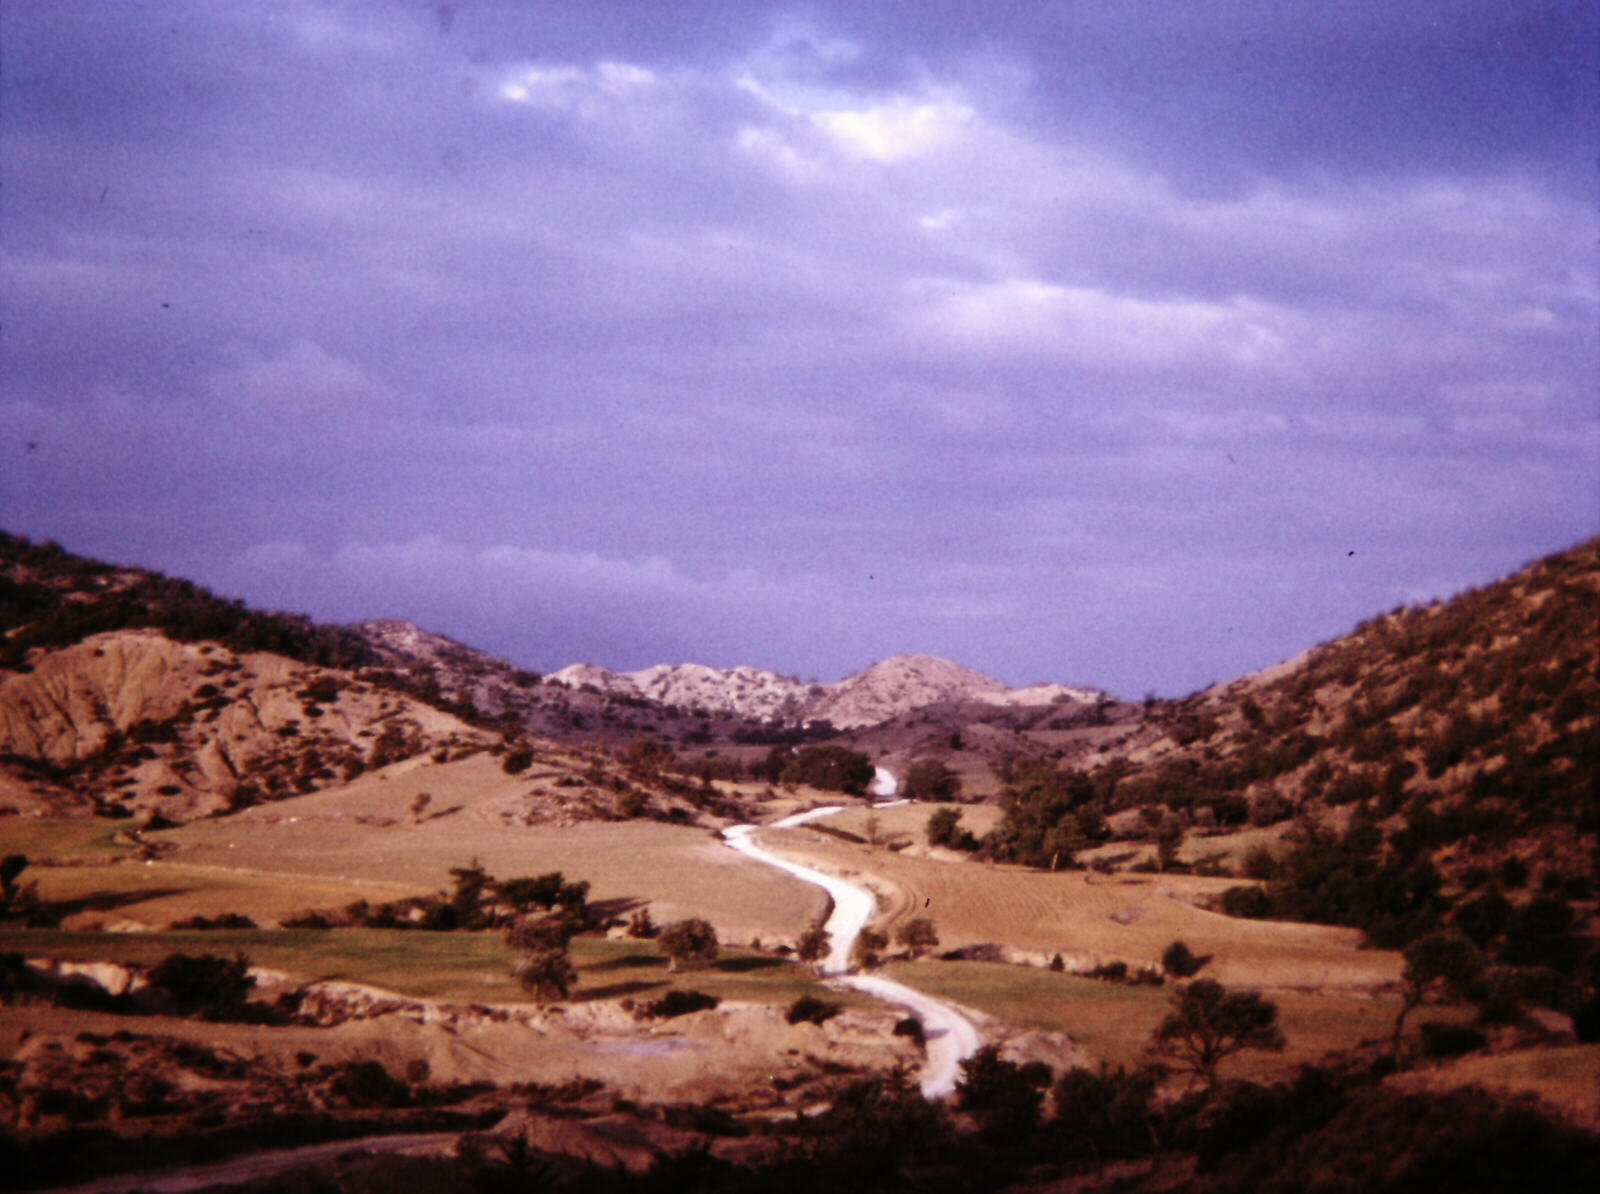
(762, 826), (1400, 992)
(885, 960), (1465, 1084)
(12, 860), (415, 930)
(160, 770), (829, 944)
(0, 816), (139, 861)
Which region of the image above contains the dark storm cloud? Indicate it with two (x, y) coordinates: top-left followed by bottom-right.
(3, 2), (1595, 696)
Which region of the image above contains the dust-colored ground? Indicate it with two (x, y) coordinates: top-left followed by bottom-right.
(762, 823), (1401, 993)
(3, 760), (829, 944)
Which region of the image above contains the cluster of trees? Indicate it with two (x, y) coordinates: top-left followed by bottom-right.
(757, 744), (876, 795)
(981, 757), (1112, 869)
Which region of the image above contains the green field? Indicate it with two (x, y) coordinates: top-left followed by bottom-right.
(0, 816), (140, 860)
(0, 925), (874, 1009)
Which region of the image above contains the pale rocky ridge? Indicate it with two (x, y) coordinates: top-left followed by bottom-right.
(548, 650), (1105, 729)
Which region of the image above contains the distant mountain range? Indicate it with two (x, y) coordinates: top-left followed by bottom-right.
(542, 654), (1104, 729)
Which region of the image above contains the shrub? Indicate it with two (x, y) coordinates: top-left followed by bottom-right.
(956, 1045), (1048, 1144)
(148, 952), (254, 1017)
(507, 912), (579, 952)
(926, 806), (963, 847)
(1420, 1022), (1488, 1058)
(902, 759), (962, 803)
(331, 1059), (409, 1108)
(645, 989), (719, 1019)
(514, 948), (576, 1002)
(1161, 939), (1209, 978)
(851, 927), (888, 970)
(1220, 885), (1275, 918)
(892, 1016), (925, 1045)
(894, 917), (940, 952)
(786, 995), (841, 1025)
(659, 918), (719, 970)
(796, 925), (831, 965)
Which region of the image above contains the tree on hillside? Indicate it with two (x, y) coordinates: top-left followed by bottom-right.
(902, 759), (961, 803)
(1151, 979), (1284, 1087)
(621, 735), (675, 780)
(659, 918), (719, 971)
(1155, 815), (1185, 872)
(780, 745), (875, 795)
(1392, 931), (1486, 1064)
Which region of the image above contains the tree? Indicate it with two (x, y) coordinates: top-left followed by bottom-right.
(956, 1045), (1049, 1144)
(1392, 931), (1485, 1063)
(1161, 939), (1208, 978)
(796, 925), (831, 966)
(622, 735), (675, 780)
(1155, 816), (1184, 872)
(780, 745), (875, 795)
(926, 807), (962, 847)
(659, 918), (719, 971)
(0, 855), (35, 919)
(515, 948), (576, 1002)
(894, 917), (940, 954)
(1051, 1064), (1162, 1162)
(902, 759), (962, 803)
(852, 927), (888, 970)
(149, 952), (255, 1017)
(507, 912), (578, 953)
(1151, 979), (1284, 1087)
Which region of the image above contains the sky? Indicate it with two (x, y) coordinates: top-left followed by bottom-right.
(3, 2), (1597, 698)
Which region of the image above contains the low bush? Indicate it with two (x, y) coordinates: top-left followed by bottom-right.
(645, 989), (720, 1019)
(786, 995), (841, 1026)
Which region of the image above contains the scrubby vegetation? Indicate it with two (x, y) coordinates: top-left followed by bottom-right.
(0, 532), (380, 673)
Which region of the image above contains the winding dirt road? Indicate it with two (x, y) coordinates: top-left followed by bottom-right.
(723, 798), (981, 1097)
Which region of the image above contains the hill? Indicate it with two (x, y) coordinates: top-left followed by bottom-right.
(979, 537), (1598, 988)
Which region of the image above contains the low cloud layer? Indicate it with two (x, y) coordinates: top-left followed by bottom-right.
(4, 3), (1595, 695)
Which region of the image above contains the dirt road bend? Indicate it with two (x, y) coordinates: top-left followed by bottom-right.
(722, 804), (981, 1097)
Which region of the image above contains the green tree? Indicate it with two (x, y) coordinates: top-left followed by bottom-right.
(515, 947), (576, 1003)
(1151, 979), (1284, 1087)
(902, 759), (962, 803)
(926, 806), (962, 847)
(659, 918), (719, 971)
(780, 745), (875, 795)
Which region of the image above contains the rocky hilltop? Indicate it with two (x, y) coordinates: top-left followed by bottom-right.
(546, 652), (1104, 729)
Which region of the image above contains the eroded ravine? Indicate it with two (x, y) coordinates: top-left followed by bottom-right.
(722, 785), (981, 1098)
